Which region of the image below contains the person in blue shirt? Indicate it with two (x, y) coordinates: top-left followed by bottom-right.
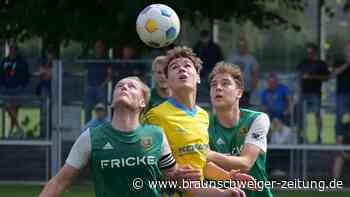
(84, 40), (112, 123)
(81, 103), (109, 132)
(261, 73), (292, 125)
(0, 44), (30, 138)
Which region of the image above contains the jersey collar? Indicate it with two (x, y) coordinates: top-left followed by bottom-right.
(167, 97), (197, 117)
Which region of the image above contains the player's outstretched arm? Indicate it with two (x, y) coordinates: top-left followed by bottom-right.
(39, 164), (80, 197)
(208, 113), (269, 172)
(184, 186), (246, 197)
(204, 161), (255, 183)
(40, 130), (90, 197)
(204, 161), (232, 180)
(208, 145), (260, 172)
(162, 165), (245, 197)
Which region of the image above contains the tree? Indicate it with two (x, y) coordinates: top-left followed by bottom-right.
(0, 0), (307, 56)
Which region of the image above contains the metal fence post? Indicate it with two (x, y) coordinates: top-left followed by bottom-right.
(51, 60), (63, 177)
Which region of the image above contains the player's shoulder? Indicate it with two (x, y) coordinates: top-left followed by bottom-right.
(196, 105), (209, 118)
(146, 100), (170, 116)
(141, 124), (164, 134)
(90, 122), (110, 132)
(140, 124), (165, 141)
(241, 108), (269, 121)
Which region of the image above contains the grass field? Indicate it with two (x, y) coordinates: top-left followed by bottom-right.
(0, 185), (349, 197)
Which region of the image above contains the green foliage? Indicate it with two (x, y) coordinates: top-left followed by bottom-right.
(0, 0), (305, 46)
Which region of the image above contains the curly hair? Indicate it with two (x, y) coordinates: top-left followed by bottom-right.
(164, 46), (202, 77)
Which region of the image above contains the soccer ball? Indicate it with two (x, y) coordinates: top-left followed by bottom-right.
(136, 4), (180, 48)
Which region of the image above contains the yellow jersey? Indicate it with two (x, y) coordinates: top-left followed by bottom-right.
(143, 98), (209, 197)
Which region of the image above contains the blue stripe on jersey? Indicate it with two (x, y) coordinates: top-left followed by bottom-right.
(167, 97), (198, 117)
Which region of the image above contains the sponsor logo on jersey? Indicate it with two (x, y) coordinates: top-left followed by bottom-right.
(216, 138), (225, 145)
(178, 144), (209, 154)
(141, 137), (153, 148)
(102, 142), (114, 150)
(100, 156), (157, 169)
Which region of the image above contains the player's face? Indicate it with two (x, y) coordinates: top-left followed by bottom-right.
(167, 57), (198, 92)
(154, 62), (167, 88)
(210, 73), (243, 109)
(112, 78), (146, 110)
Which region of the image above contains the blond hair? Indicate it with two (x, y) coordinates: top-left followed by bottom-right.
(152, 55), (167, 72)
(209, 61), (244, 90)
(164, 46), (202, 77)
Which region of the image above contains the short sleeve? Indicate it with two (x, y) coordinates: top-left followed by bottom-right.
(66, 129), (91, 169)
(244, 113), (270, 153)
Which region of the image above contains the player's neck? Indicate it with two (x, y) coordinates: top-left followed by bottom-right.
(216, 105), (240, 128)
(111, 107), (140, 132)
(171, 90), (196, 110)
(156, 86), (170, 98)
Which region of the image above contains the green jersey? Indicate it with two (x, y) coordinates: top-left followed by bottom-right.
(66, 123), (176, 197)
(209, 109), (273, 197)
(146, 88), (167, 112)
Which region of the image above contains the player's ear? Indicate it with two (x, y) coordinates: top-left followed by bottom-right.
(140, 98), (146, 108)
(196, 74), (201, 84)
(237, 88), (243, 99)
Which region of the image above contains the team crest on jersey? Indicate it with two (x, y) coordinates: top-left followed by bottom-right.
(239, 127), (247, 137)
(141, 137), (153, 148)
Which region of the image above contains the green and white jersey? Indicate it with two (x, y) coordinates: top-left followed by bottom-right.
(144, 88), (168, 114)
(66, 123), (176, 197)
(209, 109), (273, 197)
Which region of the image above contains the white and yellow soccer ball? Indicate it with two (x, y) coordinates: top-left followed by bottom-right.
(136, 4), (180, 48)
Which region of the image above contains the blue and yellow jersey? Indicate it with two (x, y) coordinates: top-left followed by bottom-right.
(143, 98), (209, 181)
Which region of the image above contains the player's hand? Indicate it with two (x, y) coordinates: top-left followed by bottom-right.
(226, 187), (246, 197)
(176, 165), (201, 181)
(229, 169), (257, 191)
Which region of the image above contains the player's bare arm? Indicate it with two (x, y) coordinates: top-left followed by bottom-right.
(207, 144), (261, 172)
(39, 164), (80, 197)
(162, 165), (246, 197)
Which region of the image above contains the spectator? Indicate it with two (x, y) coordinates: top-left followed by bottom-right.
(116, 45), (147, 82)
(0, 44), (30, 138)
(261, 73), (292, 125)
(84, 40), (112, 123)
(226, 36), (259, 107)
(36, 46), (55, 97)
(145, 56), (170, 112)
(193, 30), (223, 79)
(270, 118), (296, 145)
(194, 30), (223, 101)
(333, 42), (350, 142)
(332, 113), (350, 179)
(81, 103), (109, 132)
(297, 43), (330, 144)
(269, 118), (296, 178)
